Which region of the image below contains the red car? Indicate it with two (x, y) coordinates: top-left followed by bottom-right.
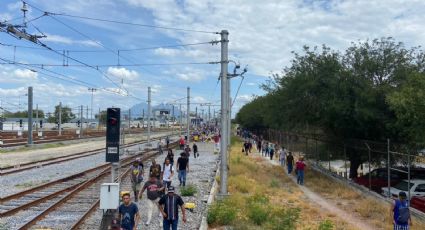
(354, 167), (425, 194)
(411, 196), (425, 213)
(353, 168), (404, 193)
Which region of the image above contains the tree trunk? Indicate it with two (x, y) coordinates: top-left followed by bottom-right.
(349, 148), (362, 179)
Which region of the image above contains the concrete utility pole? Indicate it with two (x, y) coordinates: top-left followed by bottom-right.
(88, 88), (97, 119)
(86, 105), (89, 129)
(27, 86), (33, 145)
(219, 30), (229, 195)
(35, 104), (38, 132)
(187, 87), (190, 146)
(208, 105), (211, 123)
(79, 105), (83, 138)
(179, 104), (182, 136)
(147, 87), (151, 146)
(58, 102), (62, 136)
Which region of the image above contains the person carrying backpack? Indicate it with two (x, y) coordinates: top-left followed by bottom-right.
(391, 191), (412, 229)
(130, 159), (144, 202)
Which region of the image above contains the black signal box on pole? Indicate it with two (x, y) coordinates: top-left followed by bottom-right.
(106, 108), (120, 162)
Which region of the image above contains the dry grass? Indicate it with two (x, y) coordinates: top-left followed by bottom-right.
(209, 138), (355, 229)
(303, 163), (425, 230)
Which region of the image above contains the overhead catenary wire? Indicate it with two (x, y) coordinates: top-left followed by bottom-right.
(0, 61), (216, 67)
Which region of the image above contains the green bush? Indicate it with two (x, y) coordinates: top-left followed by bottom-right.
(267, 207), (301, 230)
(180, 184), (197, 196)
(207, 199), (237, 225)
(247, 203), (269, 225)
(318, 219), (334, 230)
(270, 179), (280, 188)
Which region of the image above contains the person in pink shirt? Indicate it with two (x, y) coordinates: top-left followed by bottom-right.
(295, 156), (306, 185)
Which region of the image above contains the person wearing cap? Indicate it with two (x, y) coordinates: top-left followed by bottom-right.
(158, 186), (187, 230)
(391, 191), (412, 229)
(130, 159), (144, 202)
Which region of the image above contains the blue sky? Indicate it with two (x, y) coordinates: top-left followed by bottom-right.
(1, 0), (425, 118)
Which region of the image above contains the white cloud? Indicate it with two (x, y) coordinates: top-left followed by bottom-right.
(40, 33), (102, 47)
(106, 67), (140, 81)
(0, 66), (38, 83)
(246, 82), (257, 86)
(177, 72), (204, 82)
(192, 96), (206, 103)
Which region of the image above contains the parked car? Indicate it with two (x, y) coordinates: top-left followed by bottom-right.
(381, 179), (425, 199)
(354, 167), (425, 194)
(353, 168), (404, 193)
(411, 196), (425, 213)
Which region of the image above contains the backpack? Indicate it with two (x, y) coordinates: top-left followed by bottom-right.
(397, 200), (410, 224)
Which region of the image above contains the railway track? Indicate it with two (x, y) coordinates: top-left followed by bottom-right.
(0, 142), (177, 230)
(0, 133), (172, 176)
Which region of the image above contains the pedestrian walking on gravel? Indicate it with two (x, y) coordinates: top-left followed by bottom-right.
(295, 156), (306, 185)
(184, 145), (191, 157)
(139, 175), (165, 226)
(118, 193), (140, 230)
(177, 152), (189, 186)
(166, 136), (170, 148)
(192, 143), (199, 158)
(162, 158), (174, 190)
(158, 186), (187, 230)
(166, 149), (174, 166)
(179, 136), (185, 150)
(391, 191), (412, 230)
(150, 159), (162, 180)
(286, 152), (294, 174)
(130, 159), (144, 202)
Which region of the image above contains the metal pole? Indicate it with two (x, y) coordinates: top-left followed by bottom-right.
(86, 105), (89, 129)
(208, 105), (211, 123)
(35, 104), (38, 132)
(219, 30), (229, 195)
(367, 144), (371, 191)
(58, 102), (62, 136)
(187, 87), (190, 146)
(27, 86), (33, 145)
(387, 138), (391, 198)
(179, 104), (182, 136)
(408, 150), (411, 202)
(79, 105), (83, 138)
(344, 144), (348, 179)
(147, 87), (151, 146)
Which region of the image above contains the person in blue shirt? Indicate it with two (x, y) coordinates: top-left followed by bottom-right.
(391, 191), (412, 230)
(118, 193), (140, 230)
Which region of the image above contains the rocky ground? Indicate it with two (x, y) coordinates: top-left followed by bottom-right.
(79, 142), (219, 230)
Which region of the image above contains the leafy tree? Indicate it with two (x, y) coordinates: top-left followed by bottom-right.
(236, 38), (425, 178)
(95, 110), (107, 125)
(4, 110), (45, 118)
(47, 105), (75, 123)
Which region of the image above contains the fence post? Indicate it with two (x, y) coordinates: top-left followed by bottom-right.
(344, 144), (348, 179)
(408, 150), (411, 202)
(315, 138), (318, 166)
(387, 138), (391, 198)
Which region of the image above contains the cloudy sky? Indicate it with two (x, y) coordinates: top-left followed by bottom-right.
(1, 0), (425, 117)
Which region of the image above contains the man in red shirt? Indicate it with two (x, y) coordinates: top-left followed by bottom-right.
(295, 156), (306, 185)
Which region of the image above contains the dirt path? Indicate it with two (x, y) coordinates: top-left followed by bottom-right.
(257, 151), (375, 230)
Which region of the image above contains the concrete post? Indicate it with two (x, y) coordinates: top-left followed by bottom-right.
(219, 30), (229, 195)
(27, 86), (33, 145)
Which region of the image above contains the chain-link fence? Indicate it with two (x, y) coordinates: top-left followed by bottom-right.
(260, 129), (425, 203)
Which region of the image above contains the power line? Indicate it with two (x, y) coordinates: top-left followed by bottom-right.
(0, 41), (219, 53)
(23, 1), (218, 34)
(0, 61), (215, 67)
